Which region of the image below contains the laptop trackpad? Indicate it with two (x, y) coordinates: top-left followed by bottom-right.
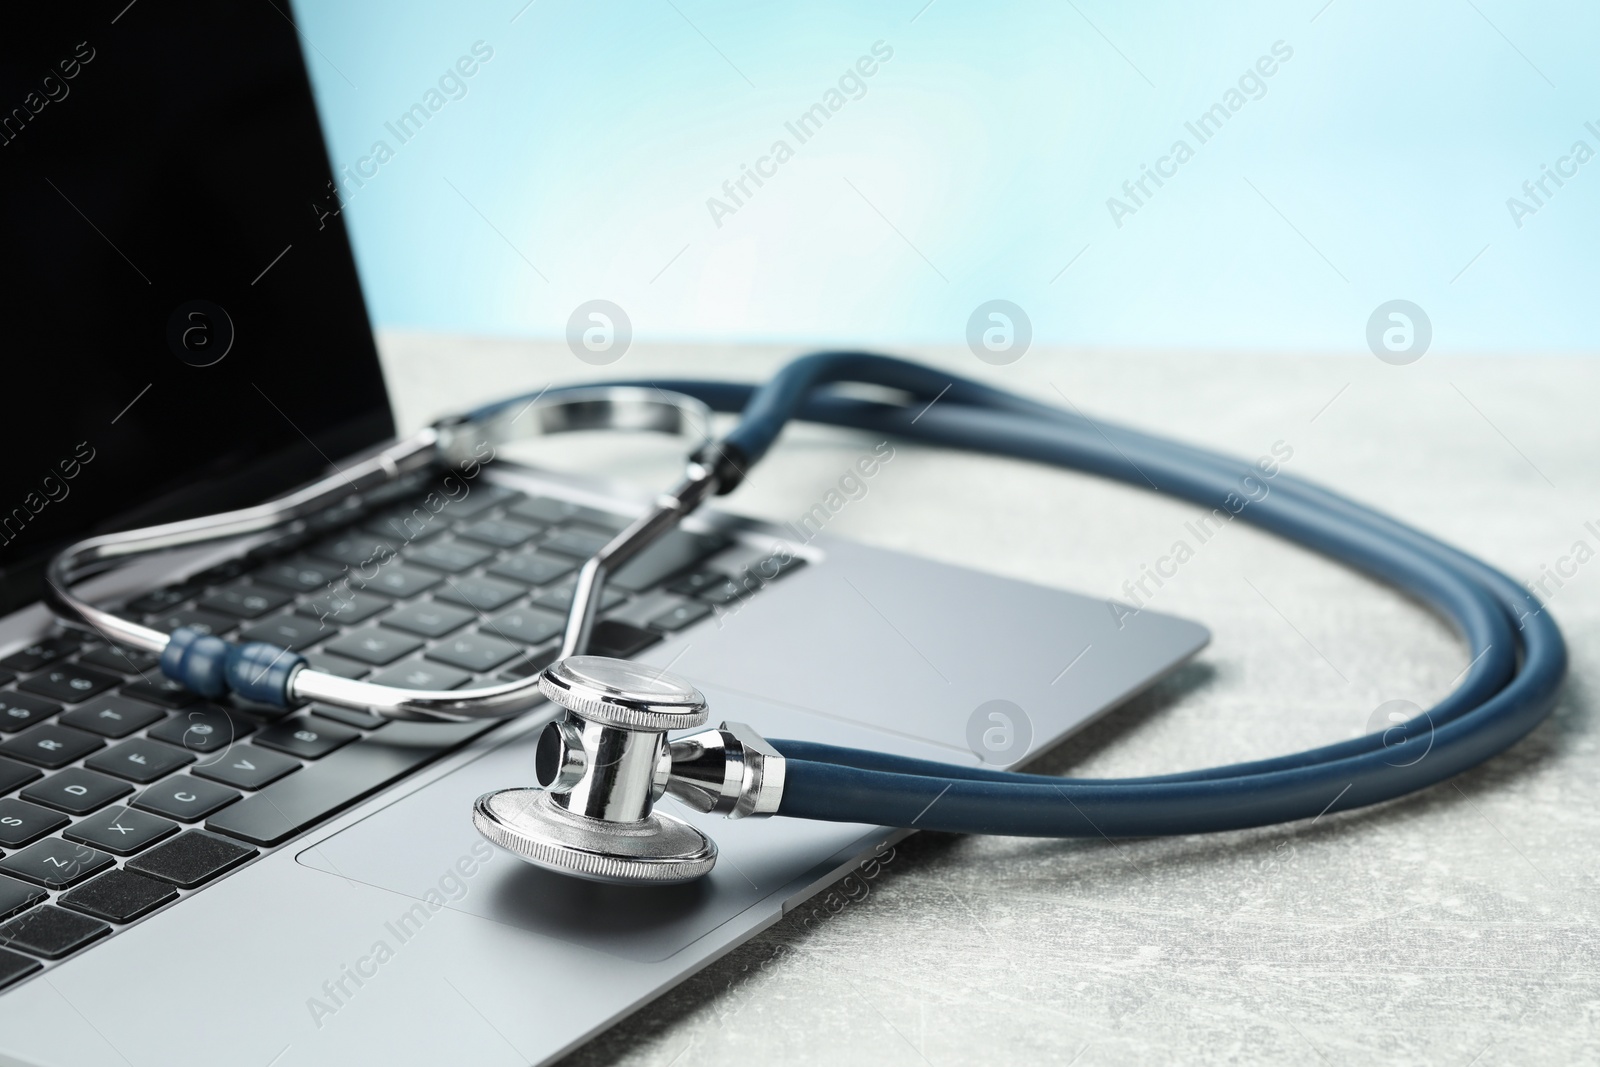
(296, 693), (910, 963)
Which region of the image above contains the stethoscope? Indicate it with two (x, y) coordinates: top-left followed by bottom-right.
(45, 352), (1567, 885)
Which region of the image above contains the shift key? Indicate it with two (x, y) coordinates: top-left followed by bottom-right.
(204, 721), (496, 846)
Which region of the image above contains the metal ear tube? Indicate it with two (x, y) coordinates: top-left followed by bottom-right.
(471, 656), (784, 884)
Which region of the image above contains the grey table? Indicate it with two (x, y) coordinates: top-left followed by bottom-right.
(381, 331), (1598, 1066)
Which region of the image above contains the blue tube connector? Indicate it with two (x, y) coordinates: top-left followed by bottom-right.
(160, 626), (305, 707)
(159, 627), (230, 698)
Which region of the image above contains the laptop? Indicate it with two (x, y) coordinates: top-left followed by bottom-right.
(0, 4), (1207, 1064)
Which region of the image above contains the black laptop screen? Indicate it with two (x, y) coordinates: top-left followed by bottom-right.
(0, 2), (394, 610)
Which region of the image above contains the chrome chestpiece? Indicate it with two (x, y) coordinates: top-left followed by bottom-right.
(472, 656), (784, 884)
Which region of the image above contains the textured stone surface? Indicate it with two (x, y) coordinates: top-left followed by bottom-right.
(382, 332), (1598, 1066)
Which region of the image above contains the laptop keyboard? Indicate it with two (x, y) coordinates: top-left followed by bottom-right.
(0, 479), (801, 990)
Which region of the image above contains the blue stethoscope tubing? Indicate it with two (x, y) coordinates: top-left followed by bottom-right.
(475, 351), (1564, 838)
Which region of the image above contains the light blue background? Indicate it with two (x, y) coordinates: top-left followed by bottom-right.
(291, 0), (1600, 354)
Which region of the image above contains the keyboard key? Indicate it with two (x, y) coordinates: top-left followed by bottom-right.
(148, 706), (256, 755)
(488, 551), (576, 587)
(746, 551), (806, 585)
(207, 720), (495, 846)
(0, 637), (80, 673)
(65, 806), (178, 855)
(301, 652), (369, 679)
(126, 586), (196, 615)
(0, 799), (69, 848)
(126, 831), (256, 889)
(649, 600), (713, 633)
(667, 568), (734, 597)
(587, 620), (662, 659)
(457, 518), (541, 549)
(610, 529), (731, 592)
(312, 532), (401, 568)
(0, 692), (61, 732)
(133, 777), (240, 822)
(254, 556), (341, 593)
(0, 839), (113, 889)
(367, 661), (470, 691)
(296, 590), (389, 627)
(147, 608), (239, 636)
(253, 716), (358, 760)
(309, 703), (386, 730)
(684, 574), (750, 606)
(485, 606), (565, 646)
(0, 758), (42, 796)
(364, 506), (447, 545)
(78, 645), (160, 675)
(322, 627), (425, 667)
(498, 647), (560, 681)
(86, 738), (196, 784)
(434, 575), (524, 612)
(238, 614), (329, 652)
(0, 905), (109, 958)
(0, 946), (40, 989)
(408, 540), (494, 574)
(0, 877), (46, 922)
(198, 581), (293, 619)
(383, 601), (474, 639)
(21, 768), (133, 815)
(192, 745), (300, 790)
(60, 869), (178, 924)
(440, 483), (520, 521)
(530, 579), (626, 614)
(542, 527), (612, 559)
(18, 663), (120, 703)
(61, 695), (165, 738)
(426, 632), (520, 673)
(123, 676), (201, 708)
(509, 496), (630, 531)
(0, 724), (103, 769)
(357, 561), (442, 599)
(188, 558), (252, 585)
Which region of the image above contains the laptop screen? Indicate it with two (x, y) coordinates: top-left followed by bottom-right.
(0, 2), (394, 612)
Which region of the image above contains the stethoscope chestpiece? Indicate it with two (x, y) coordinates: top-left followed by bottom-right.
(474, 656), (782, 885)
